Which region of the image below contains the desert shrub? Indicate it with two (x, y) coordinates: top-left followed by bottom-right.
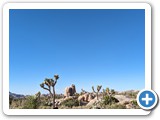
(9, 98), (25, 109)
(55, 94), (64, 99)
(22, 96), (40, 109)
(103, 96), (119, 105)
(38, 106), (51, 109)
(130, 100), (140, 109)
(9, 96), (14, 106)
(107, 104), (126, 109)
(131, 100), (137, 105)
(9, 99), (19, 108)
(61, 99), (79, 108)
(91, 96), (119, 109)
(127, 92), (137, 98)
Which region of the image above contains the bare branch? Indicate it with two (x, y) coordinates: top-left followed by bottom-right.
(52, 80), (57, 87)
(92, 86), (96, 93)
(81, 89), (88, 93)
(42, 86), (50, 91)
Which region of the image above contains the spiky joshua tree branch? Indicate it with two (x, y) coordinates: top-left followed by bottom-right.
(40, 74), (59, 109)
(92, 85), (102, 100)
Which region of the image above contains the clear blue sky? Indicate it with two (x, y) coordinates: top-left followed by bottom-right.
(9, 9), (145, 95)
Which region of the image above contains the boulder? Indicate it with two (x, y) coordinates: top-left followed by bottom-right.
(64, 84), (76, 97)
(114, 95), (135, 104)
(86, 98), (97, 107)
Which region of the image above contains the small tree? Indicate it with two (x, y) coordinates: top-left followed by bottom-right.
(102, 89), (107, 98)
(106, 87), (110, 95)
(110, 89), (115, 95)
(40, 74), (59, 109)
(92, 85), (102, 100)
(103, 95), (119, 105)
(105, 88), (116, 105)
(106, 88), (115, 97)
(35, 91), (41, 102)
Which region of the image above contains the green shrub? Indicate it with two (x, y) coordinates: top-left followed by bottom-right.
(61, 99), (79, 108)
(107, 104), (126, 109)
(9, 96), (14, 106)
(103, 96), (119, 105)
(130, 100), (140, 109)
(22, 96), (40, 109)
(9, 98), (25, 109)
(55, 94), (64, 99)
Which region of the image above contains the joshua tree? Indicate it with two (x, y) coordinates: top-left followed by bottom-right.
(102, 89), (107, 98)
(106, 87), (110, 95)
(106, 88), (115, 97)
(35, 91), (41, 102)
(110, 89), (115, 95)
(92, 85), (102, 100)
(105, 88), (116, 105)
(40, 74), (59, 109)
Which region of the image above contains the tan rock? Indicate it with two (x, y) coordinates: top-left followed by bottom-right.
(126, 104), (133, 109)
(114, 95), (135, 104)
(86, 98), (97, 107)
(64, 84), (76, 97)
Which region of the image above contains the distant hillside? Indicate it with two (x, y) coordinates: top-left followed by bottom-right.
(9, 92), (25, 99)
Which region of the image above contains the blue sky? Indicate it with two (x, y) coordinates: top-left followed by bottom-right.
(9, 9), (145, 95)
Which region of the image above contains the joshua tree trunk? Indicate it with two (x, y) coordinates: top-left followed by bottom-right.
(48, 90), (54, 108)
(96, 92), (98, 100)
(92, 85), (102, 100)
(53, 87), (56, 109)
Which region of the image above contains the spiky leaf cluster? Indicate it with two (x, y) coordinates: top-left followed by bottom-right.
(40, 75), (59, 90)
(92, 86), (95, 93)
(92, 85), (102, 93)
(54, 74), (59, 80)
(44, 78), (55, 87)
(106, 87), (110, 94)
(105, 87), (115, 96)
(35, 91), (41, 97)
(97, 85), (102, 92)
(110, 89), (115, 95)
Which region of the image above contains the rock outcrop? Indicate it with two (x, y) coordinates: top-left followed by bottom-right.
(64, 84), (76, 97)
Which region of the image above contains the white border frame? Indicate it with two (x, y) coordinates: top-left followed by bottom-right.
(3, 3), (151, 115)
